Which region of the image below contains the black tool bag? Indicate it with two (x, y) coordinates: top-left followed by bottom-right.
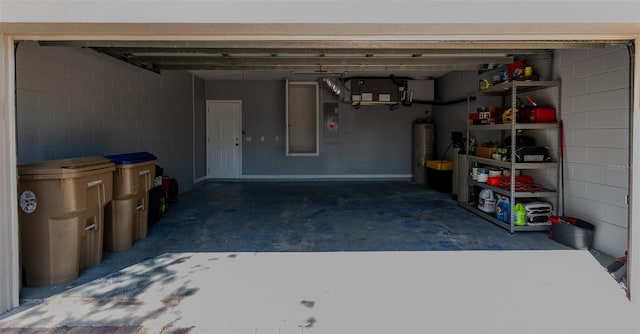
(514, 146), (550, 162)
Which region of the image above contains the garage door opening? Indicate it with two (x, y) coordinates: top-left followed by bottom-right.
(3, 37), (638, 333)
(12, 38), (633, 249)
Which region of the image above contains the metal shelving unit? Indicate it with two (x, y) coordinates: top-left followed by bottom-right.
(464, 80), (561, 233)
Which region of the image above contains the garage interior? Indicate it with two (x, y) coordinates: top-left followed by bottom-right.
(12, 40), (632, 254)
(2, 34), (639, 333)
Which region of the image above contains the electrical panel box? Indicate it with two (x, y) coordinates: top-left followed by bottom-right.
(323, 103), (339, 138)
(350, 78), (408, 105)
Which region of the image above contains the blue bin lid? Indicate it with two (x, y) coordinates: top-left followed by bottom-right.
(104, 152), (157, 165)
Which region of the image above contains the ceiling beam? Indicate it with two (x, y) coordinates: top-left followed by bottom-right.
(39, 40), (605, 50)
(88, 46), (544, 56)
(156, 63), (492, 71)
(132, 55), (513, 66)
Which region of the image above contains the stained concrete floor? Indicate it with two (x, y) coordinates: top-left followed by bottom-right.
(3, 181), (634, 333)
(20, 181), (572, 300)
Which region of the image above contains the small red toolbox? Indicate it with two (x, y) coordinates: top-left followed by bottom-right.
(527, 107), (556, 123)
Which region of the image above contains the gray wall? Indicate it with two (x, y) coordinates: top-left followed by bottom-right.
(433, 45), (630, 256)
(193, 76), (207, 181)
(16, 42), (196, 192)
(555, 45), (630, 257)
(432, 71), (479, 160)
(205, 80), (433, 176)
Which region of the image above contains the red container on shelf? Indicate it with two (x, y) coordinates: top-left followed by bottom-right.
(527, 107), (556, 123)
(507, 60), (526, 79)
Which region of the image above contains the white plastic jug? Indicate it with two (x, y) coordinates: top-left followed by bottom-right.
(478, 189), (496, 213)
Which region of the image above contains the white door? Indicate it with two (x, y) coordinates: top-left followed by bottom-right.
(206, 100), (242, 179)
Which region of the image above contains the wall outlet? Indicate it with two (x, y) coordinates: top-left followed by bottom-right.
(260, 136), (264, 142)
(275, 136), (279, 141)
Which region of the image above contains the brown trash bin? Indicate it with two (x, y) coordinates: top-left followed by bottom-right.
(104, 152), (157, 252)
(18, 156), (115, 286)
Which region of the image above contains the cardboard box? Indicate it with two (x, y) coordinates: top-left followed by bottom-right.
(476, 146), (496, 159)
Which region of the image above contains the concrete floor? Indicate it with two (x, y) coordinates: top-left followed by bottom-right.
(21, 181), (572, 299)
(1, 181), (635, 333)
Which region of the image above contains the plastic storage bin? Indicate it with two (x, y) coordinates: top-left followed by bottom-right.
(549, 216), (595, 250)
(18, 156), (115, 286)
(426, 160), (453, 193)
(104, 152), (157, 252)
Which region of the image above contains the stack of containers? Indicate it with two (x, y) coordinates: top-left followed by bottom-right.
(104, 152), (157, 252)
(18, 156), (115, 286)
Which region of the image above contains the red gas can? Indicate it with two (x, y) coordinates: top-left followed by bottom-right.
(527, 107), (556, 123)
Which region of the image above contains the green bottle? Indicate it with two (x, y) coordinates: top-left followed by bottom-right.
(513, 203), (527, 226)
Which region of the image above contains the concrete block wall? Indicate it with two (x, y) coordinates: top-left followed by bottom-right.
(555, 45), (630, 257)
(16, 42), (196, 191)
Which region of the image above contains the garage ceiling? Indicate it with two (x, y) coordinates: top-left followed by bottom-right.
(38, 40), (588, 80)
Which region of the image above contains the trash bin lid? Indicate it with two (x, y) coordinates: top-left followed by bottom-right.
(18, 156), (115, 178)
(104, 152), (157, 165)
